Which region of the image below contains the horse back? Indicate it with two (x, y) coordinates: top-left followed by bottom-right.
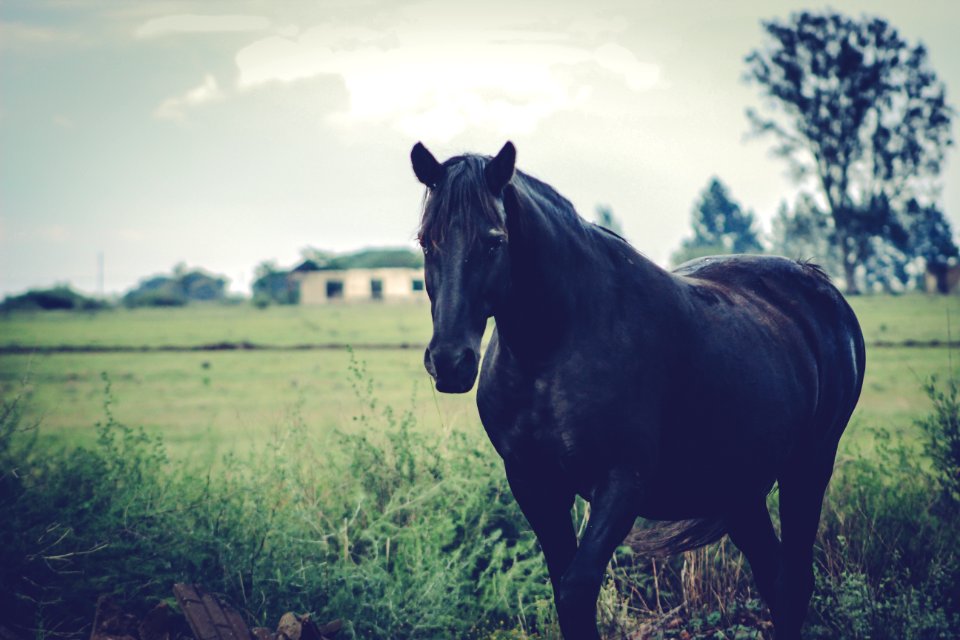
(673, 254), (865, 446)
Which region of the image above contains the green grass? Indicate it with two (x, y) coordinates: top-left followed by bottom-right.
(847, 294), (960, 345)
(2, 297), (959, 640)
(2, 293), (957, 349)
(0, 302), (433, 349)
(1, 345), (952, 460)
(2, 347), (957, 640)
(0, 349), (479, 460)
(1, 296), (958, 461)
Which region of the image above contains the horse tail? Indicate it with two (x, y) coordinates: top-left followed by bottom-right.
(624, 518), (727, 558)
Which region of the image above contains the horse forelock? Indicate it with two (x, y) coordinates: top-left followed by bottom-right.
(418, 155), (505, 250)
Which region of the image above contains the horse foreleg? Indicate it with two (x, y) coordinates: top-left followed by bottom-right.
(555, 468), (642, 640)
(504, 464), (578, 597)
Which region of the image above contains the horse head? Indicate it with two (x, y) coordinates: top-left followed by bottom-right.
(411, 141), (516, 393)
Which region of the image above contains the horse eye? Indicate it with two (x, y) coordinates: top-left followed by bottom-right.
(487, 236), (506, 252)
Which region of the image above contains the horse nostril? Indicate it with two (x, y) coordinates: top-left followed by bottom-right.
(429, 347), (472, 378)
(423, 347), (436, 377)
(428, 346), (480, 393)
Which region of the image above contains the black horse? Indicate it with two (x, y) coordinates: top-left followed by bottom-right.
(410, 141), (864, 640)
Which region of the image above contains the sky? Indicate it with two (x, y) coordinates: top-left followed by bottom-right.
(1, 0), (958, 297)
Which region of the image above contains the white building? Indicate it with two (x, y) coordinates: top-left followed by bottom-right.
(291, 266), (426, 304)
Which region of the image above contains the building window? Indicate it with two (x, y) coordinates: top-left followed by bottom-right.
(326, 280), (344, 299)
(412, 279), (424, 292)
(370, 279), (383, 300)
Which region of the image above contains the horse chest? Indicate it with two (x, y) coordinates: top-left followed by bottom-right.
(478, 374), (636, 496)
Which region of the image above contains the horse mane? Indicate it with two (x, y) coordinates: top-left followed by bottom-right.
(417, 154), (582, 249)
(796, 259), (833, 285)
(418, 155), (504, 249)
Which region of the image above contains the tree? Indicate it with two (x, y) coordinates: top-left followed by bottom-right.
(300, 247), (334, 268)
(908, 200), (959, 293)
(672, 177), (762, 266)
(123, 266), (227, 307)
(594, 204), (625, 237)
(297, 247), (423, 271)
(770, 194), (840, 269)
(252, 261), (298, 306)
(327, 248), (424, 270)
(771, 193), (944, 293)
(745, 10), (953, 294)
(1, 286), (108, 312)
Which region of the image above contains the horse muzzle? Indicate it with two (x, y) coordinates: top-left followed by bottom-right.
(424, 346), (480, 394)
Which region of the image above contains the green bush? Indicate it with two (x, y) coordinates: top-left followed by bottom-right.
(0, 364), (550, 639)
(0, 286), (108, 311)
(808, 377), (960, 639)
(917, 376), (960, 506)
(123, 268), (228, 307)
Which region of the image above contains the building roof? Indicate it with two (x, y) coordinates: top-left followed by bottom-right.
(291, 259), (323, 273)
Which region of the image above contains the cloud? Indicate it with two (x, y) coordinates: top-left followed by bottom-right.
(593, 43), (661, 91)
(0, 21), (80, 50)
(114, 228), (146, 242)
(37, 224), (70, 243)
(0, 219), (70, 244)
(234, 21), (659, 141)
(154, 74), (223, 121)
(136, 14), (270, 39)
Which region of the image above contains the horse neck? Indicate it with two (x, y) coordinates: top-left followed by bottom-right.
(493, 183), (660, 361)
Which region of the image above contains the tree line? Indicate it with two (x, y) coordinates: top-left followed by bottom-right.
(0, 248), (425, 311)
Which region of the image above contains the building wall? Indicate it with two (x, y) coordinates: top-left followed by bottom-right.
(924, 265), (960, 295)
(294, 268), (426, 304)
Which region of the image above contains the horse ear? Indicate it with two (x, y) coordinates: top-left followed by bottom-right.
(411, 142), (444, 188)
(485, 141), (516, 195)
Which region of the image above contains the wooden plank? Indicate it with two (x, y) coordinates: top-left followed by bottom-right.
(173, 584), (252, 640)
(224, 607), (253, 640)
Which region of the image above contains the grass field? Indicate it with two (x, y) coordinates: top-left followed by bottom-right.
(0, 302), (434, 349)
(2, 293), (957, 349)
(2, 296), (958, 640)
(1, 295), (958, 460)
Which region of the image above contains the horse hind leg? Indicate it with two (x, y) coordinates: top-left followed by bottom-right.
(724, 497), (782, 619)
(773, 444), (839, 640)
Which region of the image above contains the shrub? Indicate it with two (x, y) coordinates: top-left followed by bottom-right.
(917, 376), (960, 506)
(0, 286), (108, 311)
(808, 376), (960, 639)
(123, 267), (227, 307)
(0, 365), (550, 639)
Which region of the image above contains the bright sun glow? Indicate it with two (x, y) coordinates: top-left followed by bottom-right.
(234, 23), (660, 141)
